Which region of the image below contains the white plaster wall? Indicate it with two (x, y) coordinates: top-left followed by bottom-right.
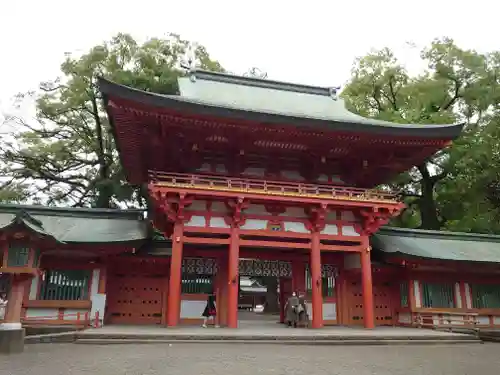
(185, 215), (206, 227)
(63, 309), (89, 320)
(477, 316), (490, 325)
(90, 269), (100, 298)
(323, 303), (336, 320)
(209, 217), (230, 228)
(454, 283), (462, 308)
(90, 269), (106, 325)
(493, 316), (500, 325)
(342, 226), (360, 236)
(398, 312), (411, 324)
(180, 300), (206, 318)
(321, 224), (338, 235)
(306, 302), (313, 317)
(240, 219), (268, 230)
(464, 283), (472, 308)
(29, 274), (39, 300)
(25, 308), (59, 318)
(441, 314), (465, 325)
(283, 222), (308, 233)
(414, 281), (422, 308)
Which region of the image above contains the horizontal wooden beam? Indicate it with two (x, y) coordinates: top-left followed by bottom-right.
(183, 236), (230, 245)
(239, 239), (309, 249)
(150, 186), (402, 210)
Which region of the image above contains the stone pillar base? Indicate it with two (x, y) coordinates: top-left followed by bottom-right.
(0, 328), (25, 354)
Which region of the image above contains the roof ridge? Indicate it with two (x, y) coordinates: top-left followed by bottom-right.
(0, 204), (146, 219)
(378, 226), (500, 241)
(189, 69), (336, 97)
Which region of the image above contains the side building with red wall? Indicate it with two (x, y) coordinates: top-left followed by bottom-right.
(1, 204), (500, 330)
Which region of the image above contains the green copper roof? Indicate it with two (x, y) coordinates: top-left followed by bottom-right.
(373, 227), (500, 263)
(99, 73), (463, 138)
(0, 204), (148, 244)
(177, 71), (460, 131)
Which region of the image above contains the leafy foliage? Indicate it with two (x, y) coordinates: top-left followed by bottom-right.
(342, 38), (500, 231)
(0, 33), (223, 208)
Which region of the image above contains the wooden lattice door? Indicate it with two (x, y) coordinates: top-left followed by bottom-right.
(345, 274), (395, 326)
(373, 280), (394, 326)
(106, 258), (167, 325)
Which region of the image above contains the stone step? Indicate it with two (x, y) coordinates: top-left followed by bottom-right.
(76, 333), (478, 341)
(74, 338), (482, 346)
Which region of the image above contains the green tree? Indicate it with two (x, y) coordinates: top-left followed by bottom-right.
(1, 33), (224, 208)
(342, 38), (499, 230)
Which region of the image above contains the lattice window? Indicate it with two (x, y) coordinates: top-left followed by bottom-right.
(421, 282), (455, 308)
(181, 274), (213, 294)
(400, 281), (409, 307)
(7, 243), (30, 267)
(39, 270), (91, 300)
(306, 268), (335, 297)
(470, 284), (500, 308)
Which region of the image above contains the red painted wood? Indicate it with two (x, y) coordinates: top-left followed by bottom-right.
(361, 250), (375, 329)
(310, 231), (323, 328)
(106, 258), (167, 325)
(4, 277), (29, 324)
(227, 227), (240, 328)
(167, 223), (184, 327)
(107, 97), (454, 187)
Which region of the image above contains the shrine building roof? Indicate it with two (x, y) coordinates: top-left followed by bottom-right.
(99, 71), (465, 187)
(99, 70), (463, 138)
(0, 204), (148, 244)
(373, 227), (500, 264)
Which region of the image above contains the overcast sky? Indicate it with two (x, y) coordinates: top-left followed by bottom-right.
(0, 0), (498, 116)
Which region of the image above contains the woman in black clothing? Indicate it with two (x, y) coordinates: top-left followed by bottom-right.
(201, 294), (217, 328)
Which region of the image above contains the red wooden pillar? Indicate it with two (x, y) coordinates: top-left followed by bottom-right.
(216, 256), (228, 327)
(167, 222), (184, 327)
(360, 248), (375, 329)
(292, 260), (306, 294)
(3, 276), (28, 327)
(310, 231), (323, 329)
(227, 226), (240, 328)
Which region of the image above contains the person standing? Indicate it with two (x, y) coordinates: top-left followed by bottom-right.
(284, 292), (300, 328)
(201, 294), (217, 328)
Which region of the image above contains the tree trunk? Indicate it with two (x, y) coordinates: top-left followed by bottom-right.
(417, 164), (442, 230)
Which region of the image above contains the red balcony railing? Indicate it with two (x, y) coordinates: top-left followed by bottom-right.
(148, 171), (399, 204)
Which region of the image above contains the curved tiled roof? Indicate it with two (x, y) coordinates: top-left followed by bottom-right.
(0, 204), (149, 244)
(99, 72), (464, 138)
(373, 227), (500, 263)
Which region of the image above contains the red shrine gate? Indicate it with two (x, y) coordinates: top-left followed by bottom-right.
(147, 179), (403, 329)
(98, 68), (462, 329)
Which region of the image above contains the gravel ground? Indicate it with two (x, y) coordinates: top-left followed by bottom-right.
(1, 343), (499, 375)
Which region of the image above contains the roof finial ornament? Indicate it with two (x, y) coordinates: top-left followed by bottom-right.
(180, 41), (199, 82)
(329, 86), (341, 101)
(243, 67), (268, 79)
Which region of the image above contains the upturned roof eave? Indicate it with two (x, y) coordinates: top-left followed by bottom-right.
(98, 77), (464, 140)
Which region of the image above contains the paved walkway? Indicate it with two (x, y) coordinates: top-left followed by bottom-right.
(1, 342), (498, 375)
